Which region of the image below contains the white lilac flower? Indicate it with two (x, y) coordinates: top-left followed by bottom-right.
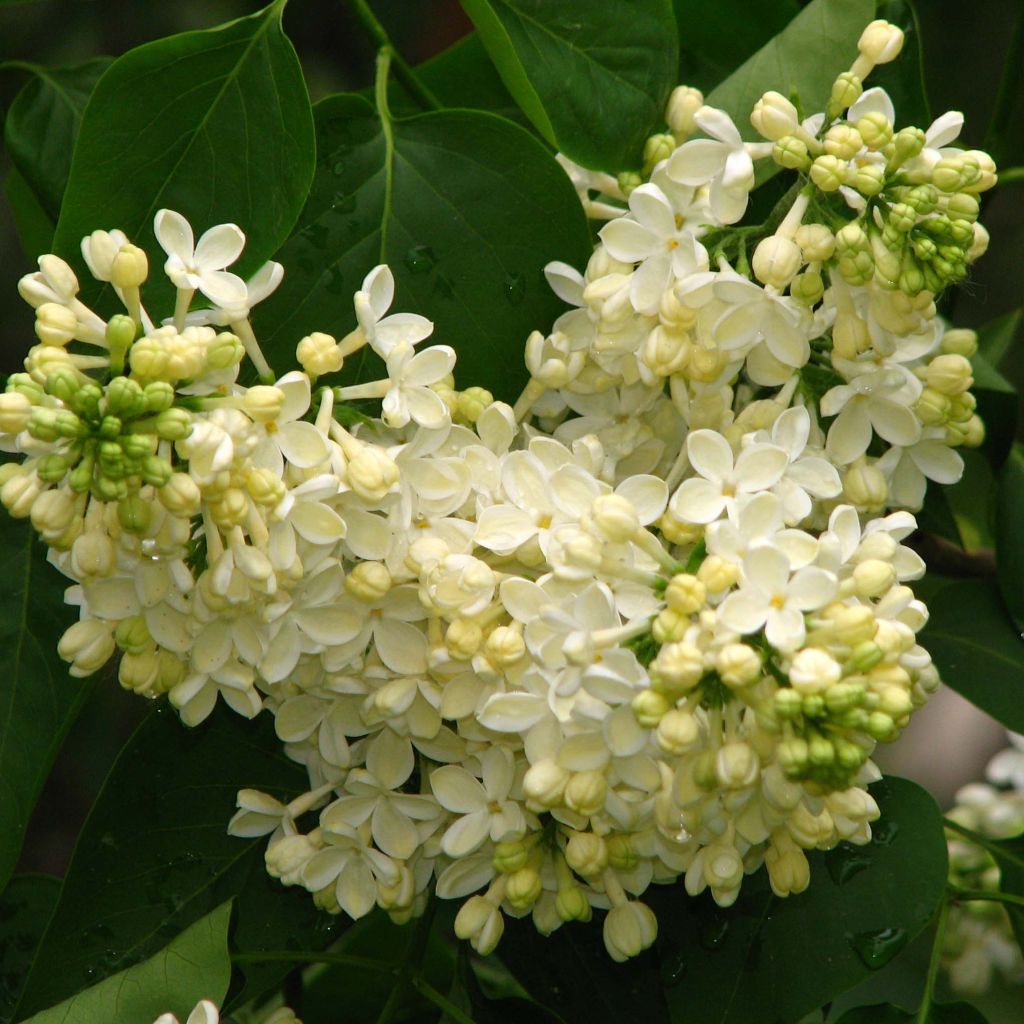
(154, 208), (246, 307)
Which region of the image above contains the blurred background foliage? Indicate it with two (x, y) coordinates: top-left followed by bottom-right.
(0, 0), (1021, 1017)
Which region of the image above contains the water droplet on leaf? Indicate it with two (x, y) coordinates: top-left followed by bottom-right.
(504, 272), (526, 305)
(826, 843), (873, 885)
(846, 927), (907, 968)
(404, 245), (436, 274)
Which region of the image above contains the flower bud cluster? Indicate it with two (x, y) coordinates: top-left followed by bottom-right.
(0, 17), (996, 965)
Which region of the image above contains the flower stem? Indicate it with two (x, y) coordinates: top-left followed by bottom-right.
(375, 896), (437, 1024)
(915, 896), (951, 1024)
(410, 976), (479, 1024)
(346, 0), (440, 111)
(949, 885), (1024, 910)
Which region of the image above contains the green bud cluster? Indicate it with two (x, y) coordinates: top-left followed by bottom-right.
(12, 371), (187, 504)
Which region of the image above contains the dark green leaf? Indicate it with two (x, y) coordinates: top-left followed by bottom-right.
(836, 1001), (990, 1023)
(16, 706), (338, 1018)
(458, 0), (678, 171)
(996, 447), (1024, 632)
(982, 834), (1024, 953)
(2, 59), (112, 221)
(870, 0), (931, 129)
(444, 946), (565, 1024)
(24, 901), (232, 1024)
(653, 777), (947, 1024)
(52, 1), (315, 310)
(4, 166), (56, 257)
(944, 448), (996, 551)
(0, 875), (59, 1020)
(975, 309), (1022, 367)
(0, 515), (92, 895)
(707, 0), (873, 139)
(396, 33), (522, 124)
(971, 352), (1017, 469)
(673, 0), (799, 92)
(499, 903), (670, 1024)
(254, 94), (591, 402)
(919, 578), (1024, 733)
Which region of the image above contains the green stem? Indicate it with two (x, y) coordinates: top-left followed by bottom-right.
(916, 897), (951, 1024)
(346, 0), (440, 111)
(950, 886), (1024, 910)
(411, 977), (479, 1024)
(943, 817), (1023, 870)
(231, 950), (397, 974)
(998, 167), (1024, 186)
(375, 898), (438, 1024)
(375, 48), (396, 264)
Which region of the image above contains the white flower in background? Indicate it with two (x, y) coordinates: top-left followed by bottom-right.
(355, 264), (434, 358)
(154, 1000), (220, 1024)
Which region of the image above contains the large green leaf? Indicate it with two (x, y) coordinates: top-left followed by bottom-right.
(707, 0), (873, 137)
(458, 0), (678, 171)
(16, 706), (338, 1018)
(51, 1), (314, 310)
(672, 0), (799, 92)
(975, 309), (1022, 367)
(0, 875), (60, 1020)
(4, 166), (56, 255)
(2, 59), (111, 222)
(24, 901), (232, 1024)
(0, 515), (93, 896)
(254, 93), (591, 402)
(996, 447), (1024, 632)
(919, 577), (1024, 734)
(652, 777), (947, 1024)
(970, 352), (1017, 469)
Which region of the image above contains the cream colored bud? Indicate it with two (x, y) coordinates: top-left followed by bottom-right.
(632, 687), (671, 727)
(506, 866), (543, 910)
(843, 462), (887, 509)
(853, 558), (897, 598)
(643, 325), (690, 377)
(665, 573), (706, 615)
(666, 86), (704, 138)
(652, 607), (688, 645)
(826, 603), (878, 646)
(58, 619), (115, 677)
(824, 124), (863, 161)
(523, 759), (570, 808)
(697, 554), (738, 593)
(455, 896), (505, 955)
(565, 832), (608, 877)
(923, 353), (973, 395)
(716, 742), (759, 789)
(940, 328), (978, 358)
(485, 625), (525, 666)
(266, 834), (317, 886)
(717, 643), (762, 688)
(246, 467), (286, 508)
(653, 641), (704, 690)
(832, 311), (870, 360)
(794, 224), (835, 262)
(655, 708), (701, 755)
(297, 332), (343, 377)
(35, 302), (78, 346)
(346, 445), (399, 502)
(856, 111), (893, 150)
(830, 72), (863, 111)
(858, 20), (905, 64)
(810, 155), (849, 192)
(1, 471), (42, 518)
(118, 649), (161, 694)
(555, 885), (592, 923)
(30, 487), (78, 537)
(243, 385), (285, 423)
(565, 770), (607, 817)
(703, 842), (744, 890)
(752, 235), (803, 289)
(158, 473), (202, 518)
(789, 648), (842, 695)
(210, 488), (247, 529)
(457, 386), (493, 424)
(0, 391), (34, 434)
(493, 840), (529, 874)
(751, 91), (800, 141)
(851, 163), (886, 196)
(346, 561), (392, 602)
(590, 493), (639, 543)
(446, 618), (483, 660)
(603, 901), (657, 963)
(71, 530), (116, 578)
(110, 244), (148, 289)
(915, 387), (952, 426)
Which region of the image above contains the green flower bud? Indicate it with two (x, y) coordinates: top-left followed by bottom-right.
(106, 314), (137, 370)
(808, 734), (836, 766)
(141, 455), (173, 488)
(887, 203), (917, 234)
(37, 452), (73, 484)
(115, 615), (151, 654)
(802, 694), (826, 718)
(632, 688), (671, 727)
(898, 253), (926, 296)
(153, 408), (192, 441)
(940, 328), (978, 357)
(945, 192), (979, 223)
(94, 475), (127, 502)
(932, 158), (967, 193)
(865, 711), (897, 741)
(830, 72), (863, 112)
(824, 124), (863, 161)
(643, 132), (675, 173)
(70, 383), (102, 420)
(856, 112), (892, 150)
(555, 885), (591, 923)
(914, 387), (952, 426)
(117, 494), (152, 534)
(836, 253), (874, 286)
(492, 840), (529, 874)
(948, 219), (974, 246)
(7, 374), (44, 402)
(890, 127), (925, 167)
(98, 414), (122, 440)
(871, 234), (902, 289)
(912, 236), (938, 262)
(794, 223), (835, 261)
(809, 154), (849, 192)
(110, 244), (148, 289)
(774, 688), (804, 720)
(617, 170), (642, 197)
(44, 368), (82, 403)
(790, 271), (825, 306)
(777, 738), (810, 777)
(143, 381), (175, 414)
(772, 135), (810, 170)
(106, 377), (146, 419)
(851, 163), (885, 196)
(206, 332), (246, 371)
